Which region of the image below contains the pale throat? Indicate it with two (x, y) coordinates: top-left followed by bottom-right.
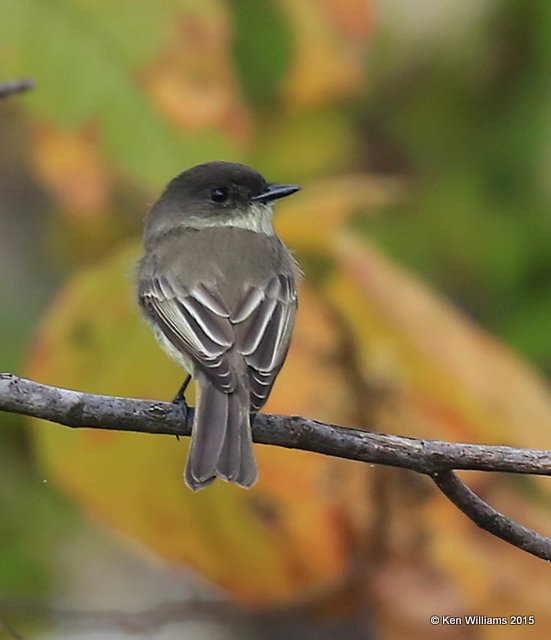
(186, 202), (275, 235)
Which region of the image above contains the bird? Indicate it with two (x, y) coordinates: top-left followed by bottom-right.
(137, 161), (301, 490)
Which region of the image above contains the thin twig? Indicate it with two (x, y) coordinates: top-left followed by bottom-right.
(0, 79), (35, 100)
(0, 598), (236, 635)
(0, 620), (24, 640)
(431, 470), (551, 559)
(1, 373), (551, 561)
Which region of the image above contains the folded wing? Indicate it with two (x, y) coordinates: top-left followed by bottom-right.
(139, 276), (236, 392)
(233, 274), (297, 411)
(139, 273), (297, 408)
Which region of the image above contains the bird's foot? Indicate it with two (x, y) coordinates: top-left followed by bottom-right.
(172, 375), (191, 405)
(172, 375), (191, 440)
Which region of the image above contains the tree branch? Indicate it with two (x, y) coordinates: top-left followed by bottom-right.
(432, 470), (551, 558)
(0, 620), (24, 640)
(0, 597), (238, 635)
(0, 78), (35, 100)
(2, 373), (551, 561)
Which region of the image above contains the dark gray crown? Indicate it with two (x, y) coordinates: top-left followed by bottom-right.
(162, 161), (267, 203)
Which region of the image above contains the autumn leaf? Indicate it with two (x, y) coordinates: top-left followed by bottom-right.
(25, 171), (551, 631)
(26, 242), (372, 606)
(31, 123), (111, 219)
(2, 0), (239, 193)
(280, 0), (372, 109)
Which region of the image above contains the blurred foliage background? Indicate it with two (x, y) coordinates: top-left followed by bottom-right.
(1, 0), (551, 638)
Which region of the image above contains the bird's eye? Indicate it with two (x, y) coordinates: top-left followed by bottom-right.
(210, 187), (229, 203)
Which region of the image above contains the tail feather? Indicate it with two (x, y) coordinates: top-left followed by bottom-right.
(216, 383), (247, 481)
(184, 376), (257, 491)
(185, 379), (228, 487)
(236, 415), (258, 487)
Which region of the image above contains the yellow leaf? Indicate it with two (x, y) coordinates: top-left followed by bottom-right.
(26, 243), (371, 606)
(25, 181), (551, 622)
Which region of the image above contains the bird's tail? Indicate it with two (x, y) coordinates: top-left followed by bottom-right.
(184, 375), (258, 491)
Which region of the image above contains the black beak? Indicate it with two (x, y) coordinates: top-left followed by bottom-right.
(251, 184), (301, 203)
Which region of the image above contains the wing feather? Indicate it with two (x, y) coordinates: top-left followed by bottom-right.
(239, 297), (278, 356)
(233, 287), (265, 323)
(140, 276), (236, 392)
(233, 274), (297, 411)
(140, 271), (296, 407)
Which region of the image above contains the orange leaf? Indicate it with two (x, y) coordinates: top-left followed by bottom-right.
(26, 243), (372, 607)
(329, 232), (551, 450)
(142, 7), (251, 145)
(280, 0), (372, 109)
(31, 122), (111, 219)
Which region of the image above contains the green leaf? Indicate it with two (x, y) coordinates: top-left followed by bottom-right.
(230, 0), (293, 104)
(1, 0), (237, 189)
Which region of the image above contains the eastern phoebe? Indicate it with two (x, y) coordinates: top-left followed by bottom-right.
(137, 161), (301, 491)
